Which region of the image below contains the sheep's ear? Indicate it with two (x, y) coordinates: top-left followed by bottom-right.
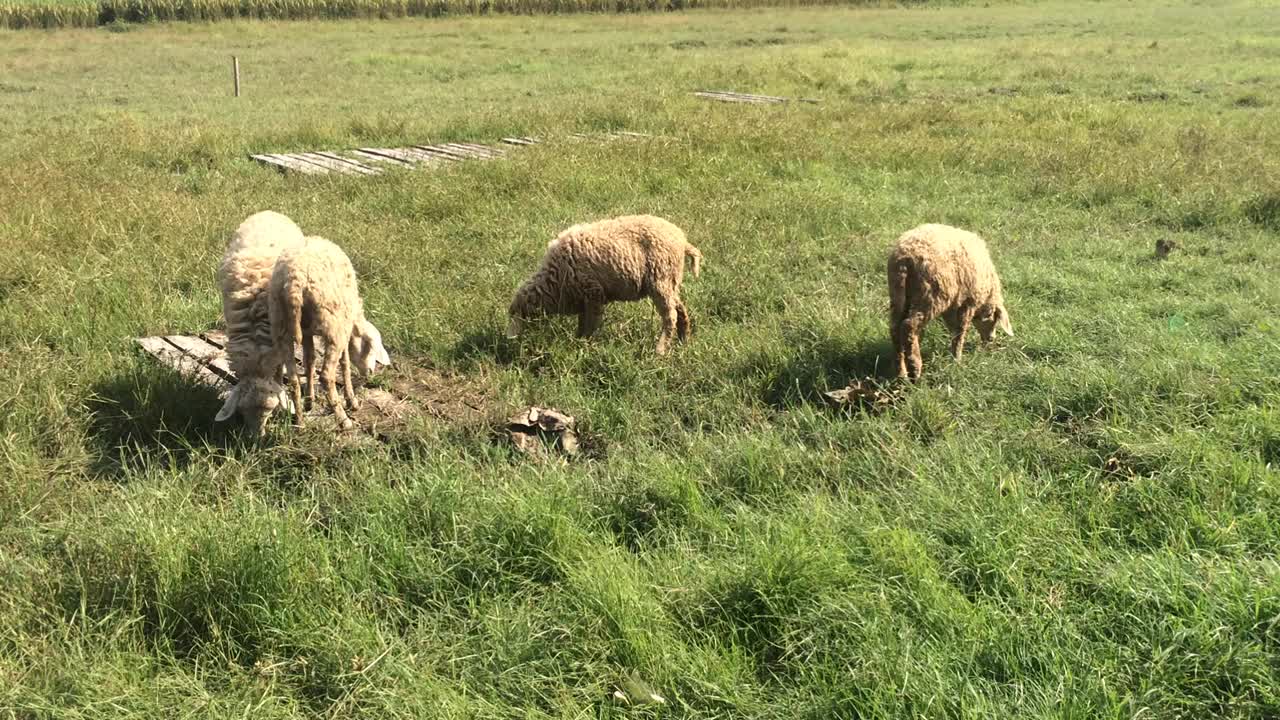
(215, 386), (240, 422)
(998, 308), (1014, 337)
(376, 343), (391, 367)
(506, 317), (523, 339)
(279, 389), (296, 415)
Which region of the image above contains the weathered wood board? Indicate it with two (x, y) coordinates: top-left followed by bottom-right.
(250, 132), (649, 176)
(693, 90), (819, 105)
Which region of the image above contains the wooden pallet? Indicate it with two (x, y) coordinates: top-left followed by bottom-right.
(249, 132), (652, 176)
(693, 90), (819, 105)
(135, 332), (238, 396)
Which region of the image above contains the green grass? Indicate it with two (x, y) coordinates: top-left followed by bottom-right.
(3, 2), (1280, 717)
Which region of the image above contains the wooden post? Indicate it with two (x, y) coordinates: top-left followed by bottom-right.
(232, 55), (240, 97)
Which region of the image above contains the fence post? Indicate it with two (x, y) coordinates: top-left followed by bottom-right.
(232, 55), (240, 97)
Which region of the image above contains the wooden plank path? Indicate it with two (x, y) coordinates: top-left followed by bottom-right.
(250, 132), (649, 176)
(693, 90), (820, 105)
(135, 330), (311, 396)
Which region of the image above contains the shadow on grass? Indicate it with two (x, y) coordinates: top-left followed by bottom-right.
(85, 367), (245, 479)
(747, 334), (898, 410)
(449, 326), (519, 366)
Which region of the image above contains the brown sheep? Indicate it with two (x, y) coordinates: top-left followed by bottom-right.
(887, 223), (1013, 380)
(507, 215), (703, 355)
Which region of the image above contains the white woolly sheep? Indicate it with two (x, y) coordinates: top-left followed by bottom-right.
(887, 223), (1013, 380)
(269, 235), (389, 431)
(507, 215), (703, 355)
(214, 210), (305, 434)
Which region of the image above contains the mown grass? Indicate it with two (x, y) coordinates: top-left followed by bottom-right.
(3, 2), (1280, 717)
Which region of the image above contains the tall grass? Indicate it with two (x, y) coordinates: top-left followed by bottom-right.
(1, 0), (917, 30)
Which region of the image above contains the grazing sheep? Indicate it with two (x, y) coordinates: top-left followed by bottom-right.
(887, 223), (1013, 380)
(214, 210), (305, 434)
(506, 215), (703, 355)
(269, 236), (387, 431)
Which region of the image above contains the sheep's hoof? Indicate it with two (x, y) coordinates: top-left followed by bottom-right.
(348, 398), (362, 412)
(338, 417), (355, 431)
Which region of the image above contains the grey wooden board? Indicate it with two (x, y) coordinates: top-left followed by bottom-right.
(295, 152), (377, 176)
(350, 149), (413, 166)
(266, 153), (330, 174)
(136, 336), (231, 393)
(445, 142), (503, 158)
(694, 90), (819, 104)
(314, 151), (382, 175)
(165, 335), (235, 382)
(141, 331), (323, 388)
(413, 145), (473, 161)
(356, 148), (428, 164)
(502, 137), (540, 145)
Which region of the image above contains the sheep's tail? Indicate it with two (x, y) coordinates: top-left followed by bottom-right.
(684, 243), (703, 279)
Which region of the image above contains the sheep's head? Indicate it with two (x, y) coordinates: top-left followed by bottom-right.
(507, 281), (542, 338)
(214, 376), (291, 436)
(349, 317), (391, 377)
(976, 303), (1014, 342)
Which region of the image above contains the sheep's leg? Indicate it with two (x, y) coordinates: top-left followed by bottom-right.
(341, 349), (360, 412)
(301, 334), (316, 410)
(903, 313), (926, 381)
(651, 292), (679, 355)
(321, 340), (353, 430)
(890, 308), (909, 379)
(676, 302), (692, 342)
(283, 342), (305, 428)
(949, 306), (975, 362)
(577, 304), (605, 338)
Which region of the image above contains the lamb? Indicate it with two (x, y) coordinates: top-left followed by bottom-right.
(887, 223), (1013, 380)
(214, 210), (306, 434)
(214, 211), (390, 435)
(269, 235), (389, 431)
(506, 215), (703, 355)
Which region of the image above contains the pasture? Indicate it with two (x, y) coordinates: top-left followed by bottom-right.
(2, 1), (1280, 717)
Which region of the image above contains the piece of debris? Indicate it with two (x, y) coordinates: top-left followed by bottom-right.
(611, 672), (666, 706)
(822, 378), (903, 414)
(504, 406), (580, 457)
(1155, 238), (1176, 259)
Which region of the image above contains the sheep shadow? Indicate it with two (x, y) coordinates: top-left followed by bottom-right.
(85, 367), (244, 480)
(744, 333), (899, 410)
(448, 327), (520, 366)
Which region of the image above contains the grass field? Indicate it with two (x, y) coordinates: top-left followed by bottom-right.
(3, 2), (1280, 717)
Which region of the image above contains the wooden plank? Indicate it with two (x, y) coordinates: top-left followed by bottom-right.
(501, 137), (540, 146)
(136, 337), (229, 392)
(314, 151), (383, 175)
(259, 153), (329, 174)
(610, 131), (653, 139)
(251, 154), (307, 173)
(693, 90), (789, 104)
(164, 335), (236, 383)
(444, 142), (503, 158)
(358, 148), (429, 164)
(200, 330), (228, 349)
(351, 149), (413, 166)
(295, 152), (375, 176)
(412, 145), (472, 161)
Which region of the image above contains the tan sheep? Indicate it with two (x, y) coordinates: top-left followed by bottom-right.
(215, 210), (305, 433)
(506, 215), (703, 355)
(269, 235), (388, 431)
(887, 223), (1013, 380)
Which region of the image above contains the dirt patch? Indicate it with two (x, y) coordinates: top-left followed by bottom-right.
(296, 360), (498, 440)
